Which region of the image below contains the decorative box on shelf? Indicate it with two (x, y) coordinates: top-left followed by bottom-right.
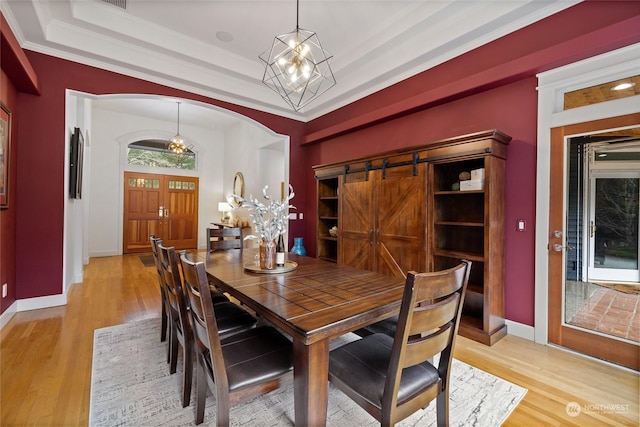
(460, 179), (484, 191)
(471, 168), (485, 180)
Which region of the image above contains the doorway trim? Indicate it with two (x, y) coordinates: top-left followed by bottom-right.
(535, 43), (640, 345)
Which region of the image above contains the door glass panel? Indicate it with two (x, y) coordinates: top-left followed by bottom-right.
(593, 177), (638, 271)
(563, 75), (639, 110)
(127, 139), (196, 170)
(563, 136), (640, 344)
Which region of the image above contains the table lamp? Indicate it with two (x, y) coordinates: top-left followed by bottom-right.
(218, 201), (232, 224)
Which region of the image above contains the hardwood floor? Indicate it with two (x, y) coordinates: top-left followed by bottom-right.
(1, 253), (638, 426)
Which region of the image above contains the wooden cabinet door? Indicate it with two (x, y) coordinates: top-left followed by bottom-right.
(338, 164), (426, 277)
(123, 172), (198, 253)
(339, 172), (375, 270)
(375, 163), (426, 278)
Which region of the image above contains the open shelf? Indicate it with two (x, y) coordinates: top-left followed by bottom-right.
(430, 149), (507, 345)
(316, 176), (340, 263)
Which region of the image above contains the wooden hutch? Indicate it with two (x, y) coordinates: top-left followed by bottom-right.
(313, 130), (510, 345)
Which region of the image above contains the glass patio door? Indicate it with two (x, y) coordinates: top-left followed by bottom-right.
(587, 170), (639, 282)
(548, 115), (639, 370)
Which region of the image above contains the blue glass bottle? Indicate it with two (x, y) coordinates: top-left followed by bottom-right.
(290, 237), (307, 256)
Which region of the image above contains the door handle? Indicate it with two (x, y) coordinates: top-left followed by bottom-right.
(369, 229), (373, 244)
(552, 243), (575, 252)
(590, 221), (596, 238)
(158, 206), (164, 218)
(164, 209), (169, 218)
(376, 229), (380, 244)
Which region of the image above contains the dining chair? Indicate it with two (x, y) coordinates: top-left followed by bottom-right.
(206, 226), (243, 252)
(157, 243), (196, 407)
(328, 260), (471, 427)
(157, 244), (258, 408)
(180, 253), (294, 426)
(149, 234), (170, 348)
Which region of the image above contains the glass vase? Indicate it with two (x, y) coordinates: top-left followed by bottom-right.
(259, 239), (276, 270)
(290, 237), (307, 256)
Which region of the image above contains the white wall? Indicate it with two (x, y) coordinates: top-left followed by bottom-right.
(86, 98), (286, 256)
(223, 122), (287, 247)
(63, 93), (91, 294)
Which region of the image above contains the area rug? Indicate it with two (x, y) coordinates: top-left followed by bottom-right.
(89, 318), (526, 426)
(138, 254), (155, 268)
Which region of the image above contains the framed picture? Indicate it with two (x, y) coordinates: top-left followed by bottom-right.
(0, 102), (11, 208)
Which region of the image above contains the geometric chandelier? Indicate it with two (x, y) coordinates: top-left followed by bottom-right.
(259, 0), (336, 112)
(167, 101), (190, 154)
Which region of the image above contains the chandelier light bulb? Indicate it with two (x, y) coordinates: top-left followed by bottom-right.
(168, 101), (190, 154)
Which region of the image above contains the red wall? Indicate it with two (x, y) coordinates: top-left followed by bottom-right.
(15, 53), (306, 301)
(3, 1), (640, 327)
(302, 78), (538, 325)
(299, 1), (640, 326)
(0, 68), (18, 313)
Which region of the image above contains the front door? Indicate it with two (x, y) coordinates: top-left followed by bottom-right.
(548, 113), (640, 370)
(123, 172), (199, 253)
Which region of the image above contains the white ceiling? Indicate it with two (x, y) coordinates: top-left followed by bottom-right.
(2, 0), (578, 127)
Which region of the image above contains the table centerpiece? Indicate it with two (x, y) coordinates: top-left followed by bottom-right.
(230, 184), (295, 270)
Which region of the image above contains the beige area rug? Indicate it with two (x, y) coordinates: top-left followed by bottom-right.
(89, 318), (526, 427)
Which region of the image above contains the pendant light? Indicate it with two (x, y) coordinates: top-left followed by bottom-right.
(259, 0), (336, 112)
(168, 102), (188, 154)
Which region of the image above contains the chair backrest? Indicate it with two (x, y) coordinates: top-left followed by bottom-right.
(179, 253), (230, 391)
(206, 227), (243, 252)
(149, 234), (164, 287)
(157, 243), (192, 340)
(383, 260), (471, 421)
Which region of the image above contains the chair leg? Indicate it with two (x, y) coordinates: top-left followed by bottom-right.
(195, 356), (206, 425)
(182, 340), (193, 407)
(160, 298), (168, 342)
(436, 389), (449, 427)
(166, 322), (172, 364)
(169, 323), (178, 375)
(216, 389), (230, 427)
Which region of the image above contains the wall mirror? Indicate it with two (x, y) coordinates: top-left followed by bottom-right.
(231, 172), (245, 206)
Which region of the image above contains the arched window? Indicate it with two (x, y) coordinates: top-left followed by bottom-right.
(127, 139), (195, 170)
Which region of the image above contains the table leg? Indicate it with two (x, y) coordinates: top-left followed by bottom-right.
(293, 338), (329, 427)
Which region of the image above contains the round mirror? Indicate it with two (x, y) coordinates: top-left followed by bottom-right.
(231, 172), (245, 206)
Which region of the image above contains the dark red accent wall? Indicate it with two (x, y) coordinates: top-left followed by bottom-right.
(14, 53), (306, 301)
(2, 1), (639, 327)
(299, 1), (640, 326)
(302, 78), (538, 325)
(0, 69), (18, 314)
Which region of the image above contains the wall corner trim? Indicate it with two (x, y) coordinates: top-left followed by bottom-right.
(505, 319), (535, 341)
(0, 302), (18, 331)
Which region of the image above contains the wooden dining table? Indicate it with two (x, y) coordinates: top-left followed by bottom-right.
(194, 249), (406, 427)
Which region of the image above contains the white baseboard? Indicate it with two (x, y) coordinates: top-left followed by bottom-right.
(17, 293), (68, 312)
(89, 250), (120, 257)
(0, 293), (68, 332)
(505, 319), (535, 341)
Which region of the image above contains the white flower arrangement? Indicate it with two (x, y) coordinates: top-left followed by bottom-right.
(230, 184), (295, 242)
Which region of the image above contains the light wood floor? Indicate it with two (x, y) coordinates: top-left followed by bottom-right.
(1, 253), (638, 426)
